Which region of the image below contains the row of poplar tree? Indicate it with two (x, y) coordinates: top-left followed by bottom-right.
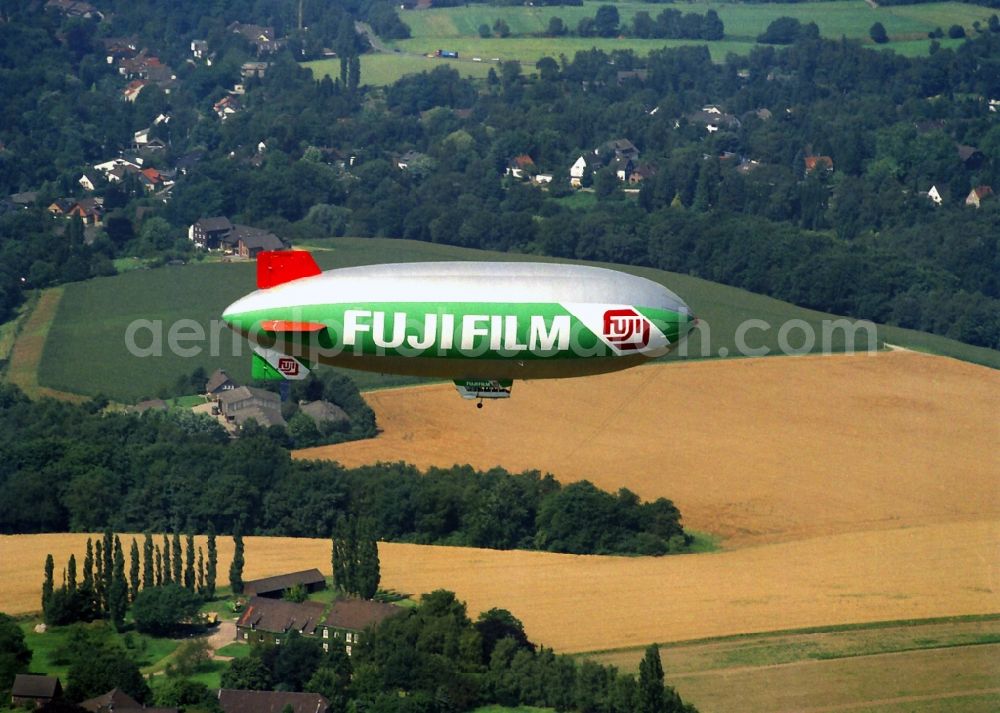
(39, 527), (241, 629)
(331, 516), (380, 600)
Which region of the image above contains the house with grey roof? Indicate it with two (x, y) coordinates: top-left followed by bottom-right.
(217, 386), (285, 429)
(217, 689), (328, 713)
(236, 596), (327, 645)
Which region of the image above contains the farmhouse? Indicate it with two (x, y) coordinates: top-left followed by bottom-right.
(217, 385), (286, 428)
(81, 687), (178, 712)
(205, 368), (239, 396)
(217, 690), (328, 713)
(229, 224), (285, 258)
(188, 217), (233, 250)
(320, 599), (404, 655)
(236, 596), (326, 645)
(11, 674), (62, 708)
(244, 568), (327, 598)
(299, 400), (350, 427)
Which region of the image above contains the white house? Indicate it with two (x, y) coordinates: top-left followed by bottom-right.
(927, 185), (943, 206)
(569, 156), (589, 187)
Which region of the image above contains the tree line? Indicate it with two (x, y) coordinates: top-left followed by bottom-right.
(0, 384), (692, 556)
(41, 527), (221, 629)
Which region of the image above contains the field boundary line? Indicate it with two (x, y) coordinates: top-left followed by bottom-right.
(575, 612), (1000, 656)
(6, 287), (86, 402)
(668, 641), (1000, 679)
(773, 686), (1000, 713)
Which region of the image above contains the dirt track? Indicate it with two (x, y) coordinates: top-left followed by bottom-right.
(296, 351), (1000, 547)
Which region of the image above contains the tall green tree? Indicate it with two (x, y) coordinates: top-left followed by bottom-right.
(109, 536), (128, 630)
(67, 554), (77, 593)
(206, 524), (218, 599)
(42, 554), (54, 612)
(129, 539), (140, 601)
(162, 535), (172, 585)
(230, 530), (245, 595)
(357, 520), (380, 599)
(638, 644), (665, 713)
(142, 533), (154, 590)
(83, 538), (94, 592)
(184, 534), (195, 590)
(197, 547), (205, 594)
(171, 532), (183, 585)
(94, 539), (104, 615)
(155, 545), (163, 586)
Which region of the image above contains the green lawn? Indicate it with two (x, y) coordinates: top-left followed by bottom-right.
(34, 237), (999, 402)
(20, 621), (181, 679)
(470, 707), (555, 713)
(215, 642), (250, 658)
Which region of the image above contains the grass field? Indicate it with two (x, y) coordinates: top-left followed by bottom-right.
(323, 1), (987, 84)
(30, 238), (1000, 403)
(6, 287), (86, 402)
(584, 617), (1000, 712)
(399, 1), (992, 43)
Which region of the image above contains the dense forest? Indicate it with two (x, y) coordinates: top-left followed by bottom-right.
(1, 1), (999, 353)
(0, 384), (691, 555)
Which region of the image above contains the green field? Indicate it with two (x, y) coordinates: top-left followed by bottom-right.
(401, 1), (992, 41)
(315, 1), (986, 84)
(583, 615), (1000, 713)
(34, 237), (1000, 402)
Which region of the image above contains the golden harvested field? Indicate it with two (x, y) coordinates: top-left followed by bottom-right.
(296, 351), (1000, 547)
(2, 521), (997, 653)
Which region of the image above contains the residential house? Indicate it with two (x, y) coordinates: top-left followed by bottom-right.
(175, 151), (204, 175)
(628, 164), (657, 185)
(101, 37), (139, 65)
(214, 95), (242, 120)
(610, 156), (634, 182)
(927, 185), (944, 206)
(685, 106), (741, 133)
(244, 568), (327, 598)
(47, 198), (75, 216)
(230, 225), (286, 259)
(122, 80), (147, 102)
(299, 400), (350, 427)
(533, 174), (554, 185)
(95, 157), (142, 179)
(320, 599), (404, 656)
(804, 155), (834, 174)
(965, 185), (994, 208)
(217, 690), (328, 713)
(191, 40), (209, 60)
(81, 687), (178, 712)
(45, 0), (101, 19)
(79, 172), (100, 191)
(9, 191), (39, 208)
(11, 674), (62, 708)
(597, 138), (639, 162)
(616, 70), (647, 85)
(68, 197), (104, 225)
(138, 167), (164, 191)
(189, 217), (234, 250)
(957, 144), (985, 169)
(229, 22), (282, 54)
(569, 155), (595, 187)
(395, 150), (425, 170)
(241, 62), (270, 80)
(205, 368), (239, 396)
(236, 596), (326, 645)
(217, 385), (286, 428)
(505, 154), (535, 179)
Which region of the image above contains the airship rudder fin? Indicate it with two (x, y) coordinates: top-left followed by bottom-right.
(257, 250), (322, 289)
(252, 345), (311, 381)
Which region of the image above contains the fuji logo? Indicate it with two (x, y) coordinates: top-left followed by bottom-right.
(277, 357), (299, 376)
(603, 308), (650, 350)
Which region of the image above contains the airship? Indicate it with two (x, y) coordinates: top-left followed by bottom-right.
(222, 251), (695, 405)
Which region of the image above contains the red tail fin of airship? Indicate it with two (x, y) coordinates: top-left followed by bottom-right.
(257, 250), (322, 289)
